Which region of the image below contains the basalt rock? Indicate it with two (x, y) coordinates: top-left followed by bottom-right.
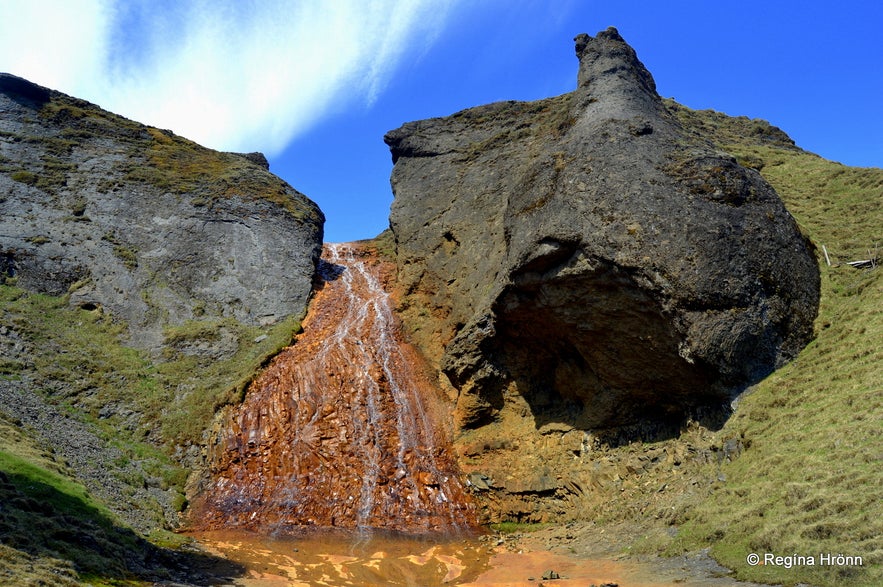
(385, 28), (820, 431)
(0, 73), (323, 353)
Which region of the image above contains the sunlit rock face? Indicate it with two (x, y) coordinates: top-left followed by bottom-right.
(191, 244), (477, 534)
(0, 73), (323, 353)
(384, 27), (820, 431)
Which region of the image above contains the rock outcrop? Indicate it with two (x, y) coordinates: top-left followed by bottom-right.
(0, 73), (323, 353)
(1, 73), (324, 536)
(385, 27), (820, 433)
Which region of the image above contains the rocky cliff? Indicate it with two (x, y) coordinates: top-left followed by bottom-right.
(385, 28), (820, 516)
(0, 73), (323, 353)
(0, 73), (323, 540)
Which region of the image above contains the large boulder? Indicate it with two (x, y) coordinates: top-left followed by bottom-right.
(0, 73), (323, 353)
(385, 28), (819, 430)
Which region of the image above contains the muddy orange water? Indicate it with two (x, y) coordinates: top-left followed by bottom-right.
(190, 243), (476, 534)
(189, 529), (733, 586)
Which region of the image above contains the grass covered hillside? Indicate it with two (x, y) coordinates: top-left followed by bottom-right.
(0, 247), (303, 585)
(660, 102), (882, 586)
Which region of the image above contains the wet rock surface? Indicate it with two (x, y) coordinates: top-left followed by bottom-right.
(385, 27), (820, 431)
(191, 243), (477, 534)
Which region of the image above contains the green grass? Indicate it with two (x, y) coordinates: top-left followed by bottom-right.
(1, 285), (300, 451)
(9, 170), (37, 185)
(658, 104), (883, 587)
(0, 416), (137, 583)
(0, 416), (242, 585)
(0, 450), (102, 513)
(154, 315), (302, 445)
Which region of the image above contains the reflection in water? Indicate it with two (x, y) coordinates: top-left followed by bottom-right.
(192, 529), (491, 586)
(190, 529), (687, 587)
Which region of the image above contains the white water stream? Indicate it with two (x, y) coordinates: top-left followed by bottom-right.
(195, 242), (474, 534)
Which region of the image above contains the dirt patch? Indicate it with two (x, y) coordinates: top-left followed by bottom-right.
(491, 521), (766, 587)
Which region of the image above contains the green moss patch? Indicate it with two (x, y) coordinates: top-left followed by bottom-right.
(154, 315), (302, 446)
(1, 285), (300, 451)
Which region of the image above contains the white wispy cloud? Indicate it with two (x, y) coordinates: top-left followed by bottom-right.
(0, 0), (114, 93)
(0, 0), (459, 155)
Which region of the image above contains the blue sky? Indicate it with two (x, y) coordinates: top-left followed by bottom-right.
(1, 1), (881, 242)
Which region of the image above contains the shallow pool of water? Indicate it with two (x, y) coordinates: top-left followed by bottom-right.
(190, 528), (491, 586)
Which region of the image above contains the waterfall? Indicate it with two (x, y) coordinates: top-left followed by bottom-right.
(190, 243), (476, 534)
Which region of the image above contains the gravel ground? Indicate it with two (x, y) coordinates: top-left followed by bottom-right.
(0, 324), (178, 534)
(512, 520), (770, 587)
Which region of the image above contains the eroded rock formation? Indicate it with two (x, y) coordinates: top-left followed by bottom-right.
(384, 27), (820, 433)
(0, 73), (323, 353)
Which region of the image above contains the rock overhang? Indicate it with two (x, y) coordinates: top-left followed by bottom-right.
(385, 28), (820, 430)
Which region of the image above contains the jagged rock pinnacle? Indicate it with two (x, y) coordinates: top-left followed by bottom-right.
(572, 27), (659, 117)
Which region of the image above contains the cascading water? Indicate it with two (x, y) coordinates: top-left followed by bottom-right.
(190, 243), (476, 534)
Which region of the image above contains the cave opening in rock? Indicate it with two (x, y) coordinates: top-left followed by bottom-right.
(491, 258), (731, 439)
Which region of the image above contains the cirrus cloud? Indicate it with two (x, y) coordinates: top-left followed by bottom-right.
(0, 0), (460, 155)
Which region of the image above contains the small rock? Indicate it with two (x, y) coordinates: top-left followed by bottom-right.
(467, 472), (493, 491)
(542, 569), (559, 580)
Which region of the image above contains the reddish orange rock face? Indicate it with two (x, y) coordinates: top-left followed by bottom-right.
(190, 243), (477, 534)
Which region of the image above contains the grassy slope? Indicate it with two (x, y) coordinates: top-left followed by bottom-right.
(1, 87), (309, 583)
(0, 285), (294, 583)
(0, 412), (245, 586)
(663, 103), (882, 586)
(0, 413), (136, 586)
(1, 285), (300, 453)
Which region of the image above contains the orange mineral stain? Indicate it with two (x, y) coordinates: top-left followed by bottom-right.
(189, 243), (477, 535)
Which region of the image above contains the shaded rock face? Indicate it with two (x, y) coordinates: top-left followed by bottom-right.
(385, 28), (820, 431)
(0, 74), (323, 352)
